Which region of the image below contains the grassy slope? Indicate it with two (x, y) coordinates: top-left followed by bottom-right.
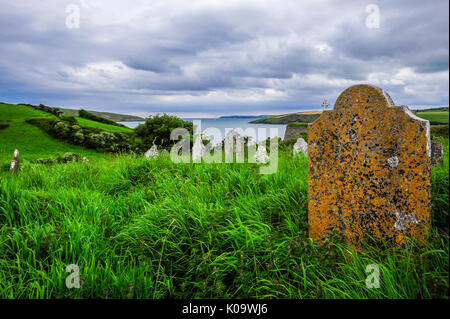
(73, 117), (132, 133)
(0, 144), (447, 298)
(251, 112), (322, 124)
(60, 108), (143, 122)
(414, 111), (449, 124)
(0, 104), (109, 163)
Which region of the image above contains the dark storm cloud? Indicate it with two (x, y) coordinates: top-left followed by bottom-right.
(0, 0), (447, 116)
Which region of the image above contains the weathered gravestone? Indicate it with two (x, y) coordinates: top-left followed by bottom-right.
(308, 84), (431, 246)
(293, 137), (308, 156)
(10, 149), (19, 173)
(224, 130), (244, 163)
(431, 140), (444, 166)
(145, 145), (159, 159)
(255, 144), (269, 164)
(192, 135), (206, 162)
(82, 156), (90, 165)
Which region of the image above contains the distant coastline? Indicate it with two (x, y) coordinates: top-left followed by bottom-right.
(218, 115), (272, 119)
(61, 108), (144, 122)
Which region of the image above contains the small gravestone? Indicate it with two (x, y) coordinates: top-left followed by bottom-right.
(145, 145), (159, 159)
(192, 135), (206, 162)
(255, 144), (269, 164)
(10, 149), (19, 173)
(224, 130), (244, 163)
(82, 156), (90, 165)
(308, 84), (431, 246)
(246, 136), (255, 147)
(293, 137), (308, 156)
(431, 140), (444, 165)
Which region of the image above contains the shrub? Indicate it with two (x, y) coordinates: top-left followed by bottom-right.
(431, 125), (449, 138)
(61, 115), (78, 125)
(134, 114), (194, 151)
(33, 158), (57, 165)
(35, 103), (62, 116)
(58, 152), (81, 163)
(26, 118), (54, 132)
(73, 132), (85, 144)
(53, 121), (71, 138)
(33, 153), (81, 165)
(26, 118), (131, 153)
(71, 125), (82, 132)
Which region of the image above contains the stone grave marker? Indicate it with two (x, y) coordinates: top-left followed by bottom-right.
(431, 140), (444, 165)
(308, 84), (431, 246)
(10, 149), (19, 173)
(82, 156), (90, 165)
(192, 135), (206, 162)
(255, 144), (269, 164)
(293, 137), (308, 156)
(224, 130), (244, 163)
(145, 145), (159, 159)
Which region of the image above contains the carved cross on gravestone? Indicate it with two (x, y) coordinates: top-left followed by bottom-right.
(308, 84), (431, 246)
(321, 99), (329, 110)
(10, 149), (19, 173)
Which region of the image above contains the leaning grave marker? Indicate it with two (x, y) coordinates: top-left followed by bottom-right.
(308, 84), (431, 246)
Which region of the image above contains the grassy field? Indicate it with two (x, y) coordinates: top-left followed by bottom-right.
(0, 103), (448, 299)
(74, 117), (132, 133)
(414, 110), (449, 124)
(0, 144), (448, 298)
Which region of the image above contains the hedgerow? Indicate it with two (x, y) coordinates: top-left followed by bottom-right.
(26, 118), (131, 153)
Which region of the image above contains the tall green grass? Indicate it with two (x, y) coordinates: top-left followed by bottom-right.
(0, 147), (448, 299)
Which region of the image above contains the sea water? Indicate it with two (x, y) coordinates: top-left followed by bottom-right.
(119, 117), (287, 144)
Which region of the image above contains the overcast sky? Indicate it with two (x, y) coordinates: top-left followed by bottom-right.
(0, 0), (448, 117)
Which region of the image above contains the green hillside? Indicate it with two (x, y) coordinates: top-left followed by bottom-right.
(252, 108), (449, 125)
(0, 103), (108, 163)
(414, 110), (449, 124)
(250, 112), (322, 124)
(61, 108), (143, 122)
(74, 116), (132, 133)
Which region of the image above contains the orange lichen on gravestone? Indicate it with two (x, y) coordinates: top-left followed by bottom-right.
(308, 84), (431, 246)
